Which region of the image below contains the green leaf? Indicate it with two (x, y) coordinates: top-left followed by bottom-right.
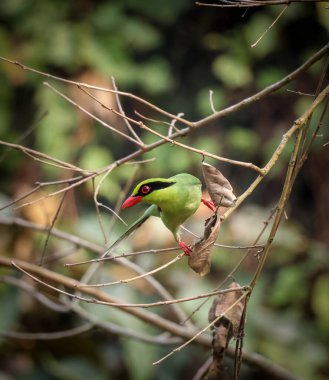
(43, 355), (107, 380)
(137, 58), (174, 94)
(126, 0), (190, 25)
(270, 266), (307, 307)
(0, 286), (20, 336)
(225, 127), (260, 155)
(212, 55), (252, 88)
(79, 145), (113, 172)
(120, 19), (162, 51)
(91, 3), (124, 32)
(79, 146), (117, 200)
(122, 339), (158, 380)
(312, 275), (329, 334)
(257, 67), (287, 88)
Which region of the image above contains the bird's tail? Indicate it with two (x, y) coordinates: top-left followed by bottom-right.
(103, 204), (159, 257)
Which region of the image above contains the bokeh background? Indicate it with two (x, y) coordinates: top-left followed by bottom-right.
(0, 1), (328, 379)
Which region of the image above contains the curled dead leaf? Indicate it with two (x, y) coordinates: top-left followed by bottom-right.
(204, 321), (232, 380)
(202, 162), (236, 208)
(208, 282), (245, 337)
(188, 214), (221, 276)
(188, 164), (235, 276)
(206, 282), (246, 379)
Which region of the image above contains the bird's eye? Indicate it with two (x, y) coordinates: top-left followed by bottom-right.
(141, 185), (151, 194)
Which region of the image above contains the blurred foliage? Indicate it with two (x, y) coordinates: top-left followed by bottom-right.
(0, 1), (329, 380)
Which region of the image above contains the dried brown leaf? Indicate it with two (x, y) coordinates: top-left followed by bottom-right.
(202, 162), (236, 207)
(206, 283), (245, 379)
(188, 214), (221, 276)
(208, 282), (245, 338)
(204, 322), (232, 380)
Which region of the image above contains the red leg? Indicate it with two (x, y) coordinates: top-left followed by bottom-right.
(201, 197), (216, 212)
(178, 240), (192, 256)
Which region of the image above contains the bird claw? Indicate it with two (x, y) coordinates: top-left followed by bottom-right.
(201, 197), (216, 212)
(178, 240), (192, 256)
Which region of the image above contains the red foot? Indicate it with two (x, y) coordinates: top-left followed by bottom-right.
(178, 240), (192, 256)
(201, 197), (216, 212)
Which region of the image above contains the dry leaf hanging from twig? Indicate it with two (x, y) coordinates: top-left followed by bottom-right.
(205, 282), (245, 379)
(188, 214), (221, 276)
(188, 164), (236, 276)
(202, 162), (236, 208)
(208, 282), (245, 336)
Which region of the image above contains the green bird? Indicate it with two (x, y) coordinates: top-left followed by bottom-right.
(112, 173), (215, 256)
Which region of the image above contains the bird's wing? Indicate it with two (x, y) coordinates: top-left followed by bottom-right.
(103, 204), (160, 257)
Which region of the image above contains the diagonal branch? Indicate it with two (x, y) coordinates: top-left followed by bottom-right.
(43, 82), (144, 146)
(1, 43), (327, 130)
(0, 256), (303, 379)
(0, 215), (191, 324)
(196, 0), (328, 8)
(193, 43), (329, 128)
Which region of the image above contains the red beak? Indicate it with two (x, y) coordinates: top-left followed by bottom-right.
(121, 195), (143, 209)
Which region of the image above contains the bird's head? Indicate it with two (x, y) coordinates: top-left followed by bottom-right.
(121, 178), (176, 209)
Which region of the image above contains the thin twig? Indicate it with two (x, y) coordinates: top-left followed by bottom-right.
(0, 111), (48, 164)
(0, 323), (93, 340)
(111, 76), (144, 144)
(44, 82), (143, 146)
(136, 120), (263, 173)
(1, 43), (327, 131)
(0, 139), (86, 173)
(0, 183), (42, 211)
(0, 215), (192, 325)
(39, 190), (68, 266)
(194, 43), (329, 128)
(0, 177), (85, 213)
(0, 256), (304, 379)
(107, 165), (139, 232)
(209, 90), (217, 113)
(153, 291), (249, 365)
(93, 169), (117, 244)
(64, 247), (178, 267)
(77, 253), (185, 288)
(71, 302), (183, 345)
(183, 207), (276, 324)
(8, 265), (248, 308)
(251, 5), (288, 48)
(0, 275), (69, 313)
(168, 113), (184, 136)
(196, 0), (326, 8)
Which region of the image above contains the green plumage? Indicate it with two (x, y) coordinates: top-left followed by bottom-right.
(110, 173), (202, 254)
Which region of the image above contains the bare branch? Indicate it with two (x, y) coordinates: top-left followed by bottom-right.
(0, 111), (48, 164)
(39, 190), (68, 265)
(0, 275), (69, 313)
(0, 215), (192, 325)
(136, 120), (263, 173)
(8, 264), (249, 309)
(196, 0), (327, 8)
(251, 5), (288, 48)
(193, 43), (329, 128)
(64, 247), (178, 267)
(153, 291), (249, 365)
(44, 82), (144, 146)
(1, 43), (327, 132)
(111, 76), (144, 144)
(71, 303), (183, 345)
(0, 139), (86, 173)
(0, 324), (93, 340)
(77, 253), (185, 288)
(0, 256), (303, 378)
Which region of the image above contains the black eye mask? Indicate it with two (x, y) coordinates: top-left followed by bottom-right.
(136, 181), (175, 196)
